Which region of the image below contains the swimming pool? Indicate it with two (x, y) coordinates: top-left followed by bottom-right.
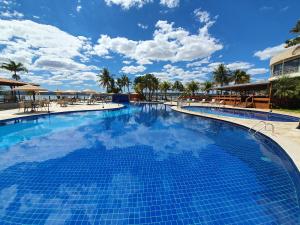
(0, 104), (299, 224)
(183, 106), (300, 122)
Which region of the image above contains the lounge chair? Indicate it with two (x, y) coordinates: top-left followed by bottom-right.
(58, 99), (67, 107)
(210, 99), (216, 105)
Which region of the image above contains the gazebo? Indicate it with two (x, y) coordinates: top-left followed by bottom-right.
(211, 81), (272, 109)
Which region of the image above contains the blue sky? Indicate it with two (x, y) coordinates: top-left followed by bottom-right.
(0, 0), (299, 91)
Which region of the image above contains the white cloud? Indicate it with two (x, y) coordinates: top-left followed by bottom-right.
(94, 18), (222, 65)
(254, 44), (285, 60)
(123, 60), (132, 64)
(137, 23), (148, 29)
(160, 0), (179, 8)
(121, 65), (146, 74)
(247, 68), (269, 75)
(153, 64), (208, 83)
(194, 8), (211, 23)
(0, 10), (23, 18)
(76, 0), (82, 12)
(186, 57), (210, 68)
(104, 0), (152, 9)
(0, 19), (97, 86)
(226, 61), (253, 71)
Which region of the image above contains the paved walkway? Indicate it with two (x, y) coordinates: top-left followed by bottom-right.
(0, 102), (124, 121)
(170, 104), (300, 171)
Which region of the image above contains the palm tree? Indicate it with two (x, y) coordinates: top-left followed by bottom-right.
(202, 81), (213, 94)
(159, 81), (172, 100)
(212, 64), (230, 87)
(116, 78), (124, 93)
(1, 60), (28, 80)
(172, 80), (185, 93)
(98, 68), (112, 93)
(231, 70), (250, 84)
(121, 74), (131, 93)
(285, 20), (300, 48)
(186, 81), (199, 96)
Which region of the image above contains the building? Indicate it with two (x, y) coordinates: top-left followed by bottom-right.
(269, 45), (300, 81)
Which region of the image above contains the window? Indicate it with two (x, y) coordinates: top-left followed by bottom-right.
(283, 57), (300, 74)
(272, 63), (283, 76)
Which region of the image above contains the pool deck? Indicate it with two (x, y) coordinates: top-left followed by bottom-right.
(168, 102), (300, 171)
(0, 102), (124, 121)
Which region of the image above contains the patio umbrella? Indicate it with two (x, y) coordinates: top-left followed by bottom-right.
(13, 84), (48, 92)
(13, 84), (48, 101)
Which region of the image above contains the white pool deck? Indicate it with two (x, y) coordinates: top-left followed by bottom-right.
(0, 102), (124, 121)
(165, 102), (300, 171)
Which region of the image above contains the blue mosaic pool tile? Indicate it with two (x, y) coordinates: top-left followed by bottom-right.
(0, 104), (299, 224)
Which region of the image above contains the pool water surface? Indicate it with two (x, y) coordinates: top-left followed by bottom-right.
(0, 104), (299, 224)
(183, 106), (300, 122)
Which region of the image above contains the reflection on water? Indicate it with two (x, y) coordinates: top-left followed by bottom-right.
(0, 104), (299, 224)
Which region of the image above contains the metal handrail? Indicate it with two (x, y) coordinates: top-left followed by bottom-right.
(249, 120), (275, 135)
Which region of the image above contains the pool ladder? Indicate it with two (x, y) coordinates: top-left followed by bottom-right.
(248, 121), (275, 135)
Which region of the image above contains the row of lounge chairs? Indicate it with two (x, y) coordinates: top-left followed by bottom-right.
(57, 97), (104, 107)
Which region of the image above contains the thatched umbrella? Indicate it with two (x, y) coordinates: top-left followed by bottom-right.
(13, 84), (48, 102)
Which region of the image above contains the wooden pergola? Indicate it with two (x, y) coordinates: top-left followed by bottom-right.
(211, 81), (272, 109)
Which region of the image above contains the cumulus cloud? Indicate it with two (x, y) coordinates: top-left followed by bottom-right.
(226, 61), (253, 71)
(247, 68), (269, 75)
(0, 10), (23, 18)
(0, 19), (98, 86)
(104, 0), (152, 9)
(94, 18), (223, 65)
(153, 64), (208, 83)
(254, 44), (285, 60)
(160, 0), (179, 8)
(121, 65), (146, 74)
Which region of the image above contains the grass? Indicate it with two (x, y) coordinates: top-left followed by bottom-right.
(276, 108), (300, 114)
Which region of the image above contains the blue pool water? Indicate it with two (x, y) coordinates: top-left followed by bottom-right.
(0, 104), (299, 224)
(184, 106), (300, 122)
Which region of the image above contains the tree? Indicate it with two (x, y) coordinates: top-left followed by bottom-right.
(202, 81), (213, 94)
(172, 80), (185, 93)
(121, 74), (131, 93)
(212, 64), (230, 86)
(98, 68), (112, 93)
(1, 60), (28, 80)
(116, 78), (124, 93)
(231, 70), (250, 84)
(159, 81), (172, 100)
(133, 74), (159, 101)
(285, 20), (300, 48)
(273, 76), (297, 99)
(186, 81), (199, 96)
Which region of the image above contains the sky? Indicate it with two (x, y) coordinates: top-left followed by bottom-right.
(0, 0), (299, 91)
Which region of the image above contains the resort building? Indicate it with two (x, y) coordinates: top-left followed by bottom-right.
(270, 44), (300, 81)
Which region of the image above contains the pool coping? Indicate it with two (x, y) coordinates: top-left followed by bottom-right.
(171, 106), (300, 172)
(0, 103), (125, 123)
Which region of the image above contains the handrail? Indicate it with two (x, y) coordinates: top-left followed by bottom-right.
(248, 121), (266, 132)
(249, 120), (275, 135)
(245, 96), (254, 108)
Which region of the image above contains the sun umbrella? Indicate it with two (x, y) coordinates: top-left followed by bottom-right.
(13, 84), (48, 92)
